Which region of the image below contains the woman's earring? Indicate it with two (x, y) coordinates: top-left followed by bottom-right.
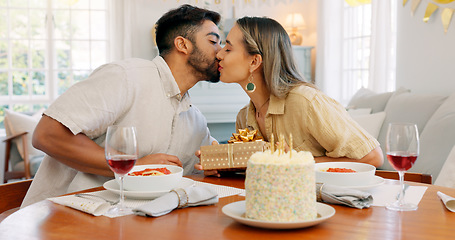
(246, 73), (256, 93)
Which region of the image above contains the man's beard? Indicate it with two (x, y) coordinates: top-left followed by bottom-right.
(187, 45), (220, 83)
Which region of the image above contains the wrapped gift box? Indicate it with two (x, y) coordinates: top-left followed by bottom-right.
(200, 141), (270, 170)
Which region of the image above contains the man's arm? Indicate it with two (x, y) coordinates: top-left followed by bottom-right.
(32, 115), (114, 176)
(32, 115), (184, 177)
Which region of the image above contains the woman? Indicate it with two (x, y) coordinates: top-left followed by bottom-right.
(197, 16), (383, 176)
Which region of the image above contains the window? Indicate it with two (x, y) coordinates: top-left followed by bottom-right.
(0, 0), (110, 128)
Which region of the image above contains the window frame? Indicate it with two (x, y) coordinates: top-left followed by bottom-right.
(0, 0), (111, 127)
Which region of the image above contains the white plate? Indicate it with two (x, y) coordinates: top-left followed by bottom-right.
(337, 176), (385, 190)
(103, 177), (195, 199)
(222, 201), (335, 229)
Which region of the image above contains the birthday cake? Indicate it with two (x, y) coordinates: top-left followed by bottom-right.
(245, 149), (317, 222)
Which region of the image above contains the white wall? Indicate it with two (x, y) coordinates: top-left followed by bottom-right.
(129, 0), (318, 64)
(396, 1), (455, 95)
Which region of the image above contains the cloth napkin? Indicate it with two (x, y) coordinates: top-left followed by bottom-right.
(48, 195), (111, 216)
(437, 191), (455, 212)
(316, 183), (373, 209)
(133, 185), (218, 217)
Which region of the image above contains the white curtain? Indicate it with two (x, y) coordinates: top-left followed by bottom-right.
(316, 0), (396, 104)
(315, 0), (343, 102)
(369, 0), (396, 93)
(109, 0), (166, 61)
(109, 0), (136, 61)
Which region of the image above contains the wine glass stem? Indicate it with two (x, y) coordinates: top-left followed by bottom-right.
(119, 175), (125, 209)
(398, 171), (405, 203)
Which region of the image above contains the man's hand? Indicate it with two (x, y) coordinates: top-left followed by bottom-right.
(194, 141), (220, 177)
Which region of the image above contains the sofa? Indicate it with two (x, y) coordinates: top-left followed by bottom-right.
(347, 87), (455, 187)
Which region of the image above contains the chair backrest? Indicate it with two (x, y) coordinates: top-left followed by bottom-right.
(3, 114), (25, 168)
(3, 132), (31, 183)
(0, 179), (32, 214)
(3, 109), (45, 183)
(375, 170), (432, 184)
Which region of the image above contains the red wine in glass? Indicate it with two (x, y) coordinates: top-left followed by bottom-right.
(387, 152), (418, 171)
(107, 155), (137, 175)
(105, 125), (138, 216)
(385, 122), (419, 211)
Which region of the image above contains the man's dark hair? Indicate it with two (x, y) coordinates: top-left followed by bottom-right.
(155, 4), (220, 56)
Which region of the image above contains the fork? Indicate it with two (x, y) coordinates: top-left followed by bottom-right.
(75, 193), (119, 205)
(396, 184), (410, 200)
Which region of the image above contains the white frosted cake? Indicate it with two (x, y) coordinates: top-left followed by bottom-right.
(245, 150), (317, 222)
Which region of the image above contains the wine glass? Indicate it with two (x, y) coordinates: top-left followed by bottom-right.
(385, 122), (419, 211)
(105, 125), (138, 216)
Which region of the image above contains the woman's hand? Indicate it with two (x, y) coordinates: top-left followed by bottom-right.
(194, 141), (220, 177)
(137, 153), (182, 167)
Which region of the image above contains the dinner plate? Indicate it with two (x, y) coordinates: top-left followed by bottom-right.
(103, 177), (195, 199)
(222, 201), (335, 229)
(338, 176), (385, 190)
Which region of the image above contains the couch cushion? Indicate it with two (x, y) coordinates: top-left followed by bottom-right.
(377, 90), (448, 173)
(435, 144), (455, 188)
(416, 92), (455, 180)
(347, 87), (394, 113)
(348, 108), (372, 116)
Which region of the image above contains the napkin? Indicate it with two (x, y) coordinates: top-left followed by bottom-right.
(316, 183), (373, 209)
(437, 191), (455, 212)
(368, 184), (427, 207)
(133, 185), (218, 217)
(48, 195), (111, 216)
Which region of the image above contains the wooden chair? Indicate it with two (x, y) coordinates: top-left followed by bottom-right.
(375, 170), (432, 184)
(3, 131), (32, 183)
(0, 179), (32, 222)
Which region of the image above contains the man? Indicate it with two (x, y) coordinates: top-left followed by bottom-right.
(22, 5), (221, 207)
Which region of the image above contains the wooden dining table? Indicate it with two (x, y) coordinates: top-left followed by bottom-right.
(0, 174), (454, 240)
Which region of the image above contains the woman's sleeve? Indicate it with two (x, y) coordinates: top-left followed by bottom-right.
(304, 93), (379, 159)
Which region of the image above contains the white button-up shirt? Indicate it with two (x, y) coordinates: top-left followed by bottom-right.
(22, 57), (215, 207)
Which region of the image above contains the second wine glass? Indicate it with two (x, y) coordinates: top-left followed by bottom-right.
(385, 122), (419, 211)
(105, 125), (138, 216)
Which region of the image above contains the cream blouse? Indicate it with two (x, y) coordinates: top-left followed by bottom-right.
(236, 85), (379, 159)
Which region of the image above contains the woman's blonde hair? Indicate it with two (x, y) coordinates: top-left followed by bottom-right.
(236, 16), (314, 98)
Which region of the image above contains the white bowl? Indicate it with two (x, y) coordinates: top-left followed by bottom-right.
(315, 162), (376, 186)
(118, 164), (183, 192)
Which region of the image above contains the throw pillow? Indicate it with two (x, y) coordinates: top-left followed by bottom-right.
(351, 112), (386, 139)
(434, 144), (455, 188)
(377, 90), (447, 172)
(347, 87), (394, 113)
(4, 109), (45, 161)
